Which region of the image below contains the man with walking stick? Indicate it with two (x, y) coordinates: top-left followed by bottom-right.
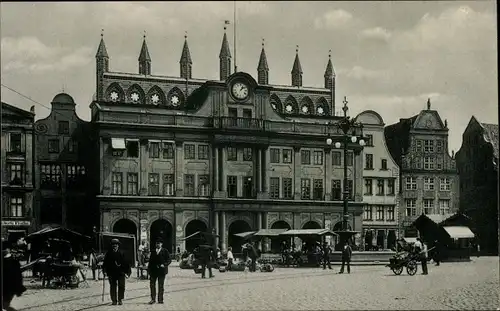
(102, 239), (131, 306)
(148, 237), (171, 304)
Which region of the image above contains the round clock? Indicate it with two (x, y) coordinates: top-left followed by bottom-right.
(231, 82), (249, 100)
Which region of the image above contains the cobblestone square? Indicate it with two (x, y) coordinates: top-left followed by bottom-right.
(11, 257), (499, 311)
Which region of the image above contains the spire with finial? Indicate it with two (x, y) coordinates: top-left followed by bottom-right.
(96, 29), (109, 101)
(96, 29), (109, 59)
(291, 45), (303, 87)
(444, 119), (448, 128)
(138, 31), (151, 75)
(219, 21), (232, 81)
(324, 49), (335, 89)
(180, 31), (192, 79)
(427, 98), (431, 110)
(257, 38), (269, 85)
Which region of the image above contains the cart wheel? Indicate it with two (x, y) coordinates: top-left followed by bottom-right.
(392, 266), (403, 275)
(406, 260), (418, 276)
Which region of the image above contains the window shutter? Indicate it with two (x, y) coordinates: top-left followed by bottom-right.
(21, 132), (26, 152)
(6, 133), (11, 152)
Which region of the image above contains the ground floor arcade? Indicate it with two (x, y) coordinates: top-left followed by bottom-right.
(100, 206), (364, 254)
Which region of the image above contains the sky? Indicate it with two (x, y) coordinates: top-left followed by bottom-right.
(1, 1), (497, 153)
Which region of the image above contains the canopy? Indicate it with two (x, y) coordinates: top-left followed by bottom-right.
(443, 226), (475, 239)
(279, 229), (337, 236)
(403, 237), (418, 244)
(26, 226), (90, 241)
(253, 229), (289, 237)
(233, 231), (256, 239)
(180, 231), (220, 241)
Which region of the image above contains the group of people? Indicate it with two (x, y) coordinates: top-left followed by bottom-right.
(101, 237), (171, 306)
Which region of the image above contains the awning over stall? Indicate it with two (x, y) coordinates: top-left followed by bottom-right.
(442, 226), (475, 239)
(233, 231), (257, 239)
(279, 229), (337, 236)
(180, 231), (220, 241)
(403, 237), (418, 244)
(253, 229), (289, 237)
(111, 138), (126, 149)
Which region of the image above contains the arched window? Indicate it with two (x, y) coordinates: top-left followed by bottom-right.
(270, 94), (282, 113)
(315, 97), (329, 116)
(299, 96), (314, 115)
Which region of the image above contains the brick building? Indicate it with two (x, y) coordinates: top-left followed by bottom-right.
(1, 102), (35, 241)
(355, 110), (400, 250)
(455, 116), (498, 255)
(384, 100), (459, 235)
(91, 30), (367, 253)
(34, 94), (98, 235)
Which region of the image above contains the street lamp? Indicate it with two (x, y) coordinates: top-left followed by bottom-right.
(326, 96), (366, 250)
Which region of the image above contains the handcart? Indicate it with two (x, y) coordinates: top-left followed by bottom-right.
(386, 251), (419, 276)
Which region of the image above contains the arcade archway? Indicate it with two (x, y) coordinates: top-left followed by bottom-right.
(184, 219), (208, 252)
(150, 219), (173, 253)
(387, 230), (397, 250)
(113, 218), (138, 240)
(228, 220), (252, 254)
(270, 221), (291, 253)
(302, 221), (321, 229)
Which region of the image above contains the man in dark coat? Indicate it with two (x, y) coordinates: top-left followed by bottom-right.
(433, 240), (441, 266)
(103, 239), (131, 306)
(148, 238), (171, 304)
(339, 241), (352, 274)
(199, 245), (214, 279)
(322, 242), (332, 270)
(2, 241), (26, 311)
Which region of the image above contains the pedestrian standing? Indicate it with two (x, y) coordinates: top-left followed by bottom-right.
(322, 242), (332, 270)
(2, 241), (26, 311)
(103, 239), (131, 306)
(433, 240), (441, 266)
(226, 247), (234, 271)
(420, 240), (429, 275)
(148, 238), (171, 305)
(200, 246), (214, 279)
(89, 249), (98, 280)
(339, 241), (352, 274)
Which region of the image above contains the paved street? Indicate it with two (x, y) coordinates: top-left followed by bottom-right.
(11, 257), (499, 311)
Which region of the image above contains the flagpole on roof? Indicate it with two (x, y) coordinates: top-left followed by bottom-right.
(233, 0), (237, 73)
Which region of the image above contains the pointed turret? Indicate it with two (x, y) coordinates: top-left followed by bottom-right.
(138, 33), (151, 75)
(291, 45), (302, 87)
(219, 24), (232, 81)
(257, 38), (269, 85)
(96, 30), (109, 101)
(180, 32), (192, 79)
(324, 50), (335, 89)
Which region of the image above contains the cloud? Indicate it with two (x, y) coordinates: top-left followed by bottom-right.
(360, 27), (392, 41)
(390, 5), (496, 52)
(1, 36), (92, 74)
(314, 9), (354, 29)
(338, 66), (389, 80)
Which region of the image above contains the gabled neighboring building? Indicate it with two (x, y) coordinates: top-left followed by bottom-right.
(1, 102), (36, 242)
(455, 116), (498, 255)
(34, 93), (98, 236)
(355, 110), (400, 250)
(384, 99), (459, 235)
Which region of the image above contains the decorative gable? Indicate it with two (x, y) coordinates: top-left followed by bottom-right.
(413, 111), (445, 130)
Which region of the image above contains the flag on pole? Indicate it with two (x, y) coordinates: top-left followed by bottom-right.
(225, 20), (230, 25)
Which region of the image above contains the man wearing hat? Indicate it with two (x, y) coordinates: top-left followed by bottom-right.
(322, 241), (332, 270)
(148, 237), (171, 304)
(103, 238), (131, 305)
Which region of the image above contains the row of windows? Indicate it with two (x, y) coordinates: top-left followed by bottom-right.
(363, 205), (395, 221)
(364, 154), (388, 170)
(270, 148), (355, 166)
(405, 177), (451, 191)
(40, 164), (86, 188)
(363, 178), (395, 196)
(414, 139), (445, 154)
(269, 177), (353, 200)
(48, 138), (78, 154)
(405, 199), (451, 216)
(111, 172), (209, 197)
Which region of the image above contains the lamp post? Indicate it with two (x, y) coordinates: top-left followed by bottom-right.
(326, 96), (366, 250)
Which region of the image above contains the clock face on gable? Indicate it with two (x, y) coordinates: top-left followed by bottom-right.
(230, 81), (250, 101)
